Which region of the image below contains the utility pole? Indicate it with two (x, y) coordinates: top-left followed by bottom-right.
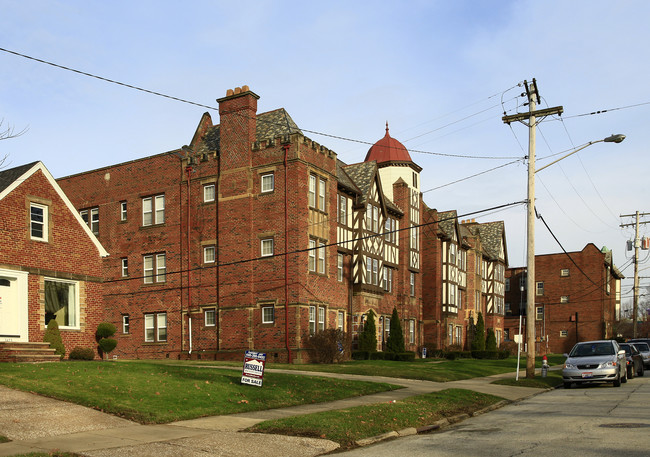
(503, 79), (563, 378)
(620, 211), (650, 337)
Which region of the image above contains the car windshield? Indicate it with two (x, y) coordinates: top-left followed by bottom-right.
(619, 344), (632, 355)
(634, 343), (649, 352)
(570, 342), (615, 357)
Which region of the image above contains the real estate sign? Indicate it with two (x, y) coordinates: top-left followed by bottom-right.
(241, 350), (266, 387)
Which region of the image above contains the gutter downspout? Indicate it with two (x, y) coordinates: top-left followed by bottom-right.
(186, 163), (193, 355)
(283, 144), (292, 363)
(216, 152), (221, 351)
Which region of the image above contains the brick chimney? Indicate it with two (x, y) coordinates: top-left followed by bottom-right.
(217, 85), (259, 169)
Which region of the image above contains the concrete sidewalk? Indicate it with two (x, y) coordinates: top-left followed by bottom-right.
(0, 369), (551, 457)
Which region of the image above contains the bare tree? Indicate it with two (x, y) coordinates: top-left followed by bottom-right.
(0, 119), (28, 169)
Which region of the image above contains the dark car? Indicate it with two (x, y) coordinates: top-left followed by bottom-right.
(619, 343), (644, 379)
(631, 342), (650, 368)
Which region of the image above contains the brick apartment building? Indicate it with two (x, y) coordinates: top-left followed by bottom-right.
(57, 87), (429, 362)
(54, 86), (510, 361)
(0, 162), (108, 356)
(503, 244), (624, 354)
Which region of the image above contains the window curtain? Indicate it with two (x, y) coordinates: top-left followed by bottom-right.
(45, 281), (75, 326)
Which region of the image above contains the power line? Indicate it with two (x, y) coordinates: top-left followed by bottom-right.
(0, 46), (521, 161)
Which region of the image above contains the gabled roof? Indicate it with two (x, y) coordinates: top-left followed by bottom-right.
(342, 160), (403, 215)
(336, 159), (362, 195)
(0, 161), (39, 194)
(0, 161), (109, 257)
(256, 108), (302, 139)
(477, 221), (507, 263)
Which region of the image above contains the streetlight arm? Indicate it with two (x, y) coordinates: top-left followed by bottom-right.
(535, 134), (625, 174)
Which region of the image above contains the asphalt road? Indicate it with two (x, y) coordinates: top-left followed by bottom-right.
(340, 375), (650, 457)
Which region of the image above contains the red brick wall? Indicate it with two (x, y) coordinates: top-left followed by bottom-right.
(0, 168), (105, 357)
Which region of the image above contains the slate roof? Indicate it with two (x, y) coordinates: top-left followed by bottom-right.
(201, 108), (302, 153)
(336, 159), (361, 195)
(0, 161), (38, 195)
(477, 221), (506, 261)
(437, 210), (457, 238)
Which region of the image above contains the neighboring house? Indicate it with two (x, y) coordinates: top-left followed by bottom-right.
(504, 244), (623, 354)
(0, 161), (108, 357)
(57, 87), (423, 362)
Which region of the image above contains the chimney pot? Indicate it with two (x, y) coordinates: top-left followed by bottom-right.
(226, 89), (234, 97)
(234, 87), (242, 94)
(242, 85), (249, 92)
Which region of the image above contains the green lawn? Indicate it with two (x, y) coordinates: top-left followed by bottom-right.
(250, 388), (503, 450)
(0, 361), (398, 424)
(255, 354), (567, 382)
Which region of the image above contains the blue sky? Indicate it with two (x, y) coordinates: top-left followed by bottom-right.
(1, 0), (648, 311)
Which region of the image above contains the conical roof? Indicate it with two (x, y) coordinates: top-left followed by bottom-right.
(364, 122), (413, 164)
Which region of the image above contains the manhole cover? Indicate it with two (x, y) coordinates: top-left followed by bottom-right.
(600, 423), (650, 429)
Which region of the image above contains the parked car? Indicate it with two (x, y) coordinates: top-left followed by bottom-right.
(563, 340), (627, 389)
(631, 342), (650, 368)
(619, 343), (644, 378)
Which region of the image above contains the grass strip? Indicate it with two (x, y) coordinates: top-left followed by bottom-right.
(491, 370), (563, 389)
(0, 361), (398, 424)
(249, 388), (503, 450)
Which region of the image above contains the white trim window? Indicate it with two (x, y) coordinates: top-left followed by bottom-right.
(560, 295), (569, 304)
(30, 203), (48, 241)
(144, 253), (166, 284)
(536, 281), (544, 296)
(318, 177), (326, 211)
(261, 238), (274, 257)
(205, 308), (216, 326)
(204, 246), (215, 263)
(382, 266), (393, 292)
(262, 305), (274, 324)
(120, 201), (127, 221)
(536, 306), (544, 321)
(318, 306), (326, 331)
(338, 194), (347, 224)
(308, 239), (316, 272)
(409, 319), (415, 344)
(338, 311), (344, 331)
(309, 305), (316, 335)
(144, 312), (167, 342)
(121, 258), (129, 277)
(122, 315), (130, 334)
(80, 207), (99, 235)
(560, 268), (570, 277)
(261, 173), (274, 193)
(337, 253), (344, 282)
(44, 278), (79, 329)
(410, 272), (415, 296)
(317, 241), (326, 273)
(142, 194), (165, 226)
(204, 184), (215, 202)
(308, 175), (316, 208)
(560, 330), (568, 338)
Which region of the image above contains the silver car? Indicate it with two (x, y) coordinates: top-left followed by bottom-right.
(563, 340), (627, 389)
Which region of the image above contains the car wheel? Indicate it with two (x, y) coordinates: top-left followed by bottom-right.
(638, 363), (644, 377)
(614, 370), (622, 387)
(564, 382), (572, 389)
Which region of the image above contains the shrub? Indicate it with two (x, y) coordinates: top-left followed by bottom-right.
(472, 350), (500, 359)
(394, 352), (416, 362)
(96, 322), (118, 360)
(500, 341), (519, 355)
(471, 313), (486, 351)
(351, 350), (369, 360)
(369, 351), (386, 360)
(486, 328), (497, 351)
(69, 347), (95, 360)
(357, 310), (377, 352)
(386, 307), (405, 354)
(95, 322), (117, 340)
(307, 329), (348, 363)
(43, 320), (65, 360)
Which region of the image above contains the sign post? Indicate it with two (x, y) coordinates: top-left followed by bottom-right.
(241, 350), (266, 387)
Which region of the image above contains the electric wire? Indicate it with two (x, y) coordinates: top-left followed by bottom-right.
(0, 46), (520, 161)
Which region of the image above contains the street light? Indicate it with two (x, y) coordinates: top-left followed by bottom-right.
(526, 133), (625, 377)
(536, 134), (626, 173)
